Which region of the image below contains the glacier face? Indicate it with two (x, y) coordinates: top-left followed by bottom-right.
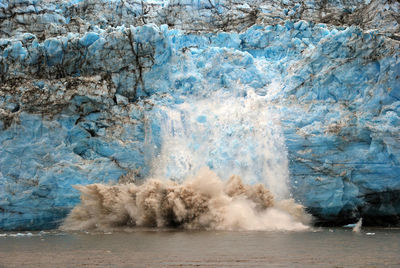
(1, 0), (400, 230)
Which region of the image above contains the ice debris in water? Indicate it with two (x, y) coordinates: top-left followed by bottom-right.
(8, 232), (33, 237)
(62, 167), (311, 231)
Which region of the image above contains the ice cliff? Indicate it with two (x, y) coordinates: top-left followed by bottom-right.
(0, 0), (399, 230)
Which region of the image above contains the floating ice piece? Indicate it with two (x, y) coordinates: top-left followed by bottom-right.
(9, 232), (33, 237)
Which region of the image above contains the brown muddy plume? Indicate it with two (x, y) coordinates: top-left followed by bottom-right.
(62, 168), (310, 231)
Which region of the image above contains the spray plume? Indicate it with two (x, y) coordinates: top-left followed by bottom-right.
(62, 167), (310, 231)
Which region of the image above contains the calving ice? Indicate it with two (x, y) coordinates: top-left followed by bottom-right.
(63, 89), (311, 231)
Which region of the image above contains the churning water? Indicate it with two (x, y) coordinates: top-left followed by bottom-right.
(62, 90), (311, 231)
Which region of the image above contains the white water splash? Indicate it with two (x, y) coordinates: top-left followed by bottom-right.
(352, 218), (362, 233)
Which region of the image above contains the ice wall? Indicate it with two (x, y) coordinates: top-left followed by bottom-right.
(0, 0), (399, 229)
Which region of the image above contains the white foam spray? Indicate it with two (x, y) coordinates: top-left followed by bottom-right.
(352, 218), (362, 233)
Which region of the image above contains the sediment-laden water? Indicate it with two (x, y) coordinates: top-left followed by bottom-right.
(1, 228), (399, 267)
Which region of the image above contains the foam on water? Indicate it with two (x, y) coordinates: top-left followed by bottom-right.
(63, 89), (310, 231)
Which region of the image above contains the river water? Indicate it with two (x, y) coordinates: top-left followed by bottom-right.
(1, 228), (399, 267)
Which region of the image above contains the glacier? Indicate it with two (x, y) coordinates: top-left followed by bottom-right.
(0, 0), (400, 230)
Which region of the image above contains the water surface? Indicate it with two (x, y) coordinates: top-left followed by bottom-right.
(1, 228), (399, 267)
